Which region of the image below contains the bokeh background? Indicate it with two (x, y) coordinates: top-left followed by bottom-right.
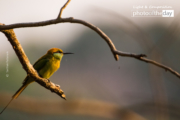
(0, 0), (180, 120)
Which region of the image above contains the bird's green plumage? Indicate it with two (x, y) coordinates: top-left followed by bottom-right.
(36, 55), (61, 79)
(33, 57), (49, 74)
(33, 53), (62, 79)
(22, 48), (63, 85)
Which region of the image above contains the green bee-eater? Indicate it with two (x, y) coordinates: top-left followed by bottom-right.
(0, 48), (73, 114)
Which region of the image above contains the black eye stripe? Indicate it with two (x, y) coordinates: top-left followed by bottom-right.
(54, 51), (62, 53)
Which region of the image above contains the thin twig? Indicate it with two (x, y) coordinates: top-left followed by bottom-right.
(114, 50), (180, 78)
(57, 0), (71, 18)
(0, 27), (66, 100)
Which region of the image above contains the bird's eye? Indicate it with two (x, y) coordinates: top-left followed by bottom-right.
(55, 51), (60, 53)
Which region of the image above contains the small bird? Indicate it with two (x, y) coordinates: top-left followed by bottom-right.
(0, 48), (73, 114)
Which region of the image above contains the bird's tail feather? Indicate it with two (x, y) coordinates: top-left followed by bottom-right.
(12, 83), (29, 99)
(13, 77), (34, 99)
(0, 98), (13, 114)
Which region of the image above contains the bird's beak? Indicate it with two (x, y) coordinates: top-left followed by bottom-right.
(63, 52), (74, 55)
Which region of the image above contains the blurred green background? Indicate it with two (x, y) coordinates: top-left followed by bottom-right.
(0, 0), (180, 120)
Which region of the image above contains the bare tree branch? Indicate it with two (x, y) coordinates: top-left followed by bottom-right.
(0, 27), (66, 100)
(57, 0), (71, 18)
(114, 50), (180, 78)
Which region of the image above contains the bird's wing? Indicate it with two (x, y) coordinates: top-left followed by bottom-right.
(22, 56), (49, 84)
(33, 56), (50, 73)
